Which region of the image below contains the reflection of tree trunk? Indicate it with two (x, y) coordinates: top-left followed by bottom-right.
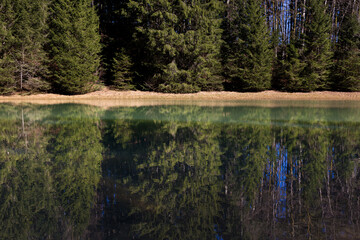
(260, 176), (263, 203)
(225, 168), (228, 195)
(299, 144), (302, 215)
(307, 211), (312, 238)
(346, 179), (354, 222)
(319, 187), (324, 218)
(272, 157), (276, 236)
(327, 153), (333, 216)
(290, 154), (293, 202)
(289, 154), (295, 238)
(21, 108), (28, 149)
(271, 135), (276, 229)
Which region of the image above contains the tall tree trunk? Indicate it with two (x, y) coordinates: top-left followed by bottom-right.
(301, 0), (307, 49)
(293, 0), (298, 39)
(20, 46), (24, 91)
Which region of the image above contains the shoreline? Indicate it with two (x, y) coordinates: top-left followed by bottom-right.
(1, 89), (360, 108)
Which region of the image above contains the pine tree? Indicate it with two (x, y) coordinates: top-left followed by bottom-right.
(301, 0), (332, 91)
(0, 0), (15, 94)
(47, 0), (101, 94)
(12, 0), (50, 92)
(127, 0), (223, 93)
(332, 12), (360, 91)
(225, 0), (273, 91)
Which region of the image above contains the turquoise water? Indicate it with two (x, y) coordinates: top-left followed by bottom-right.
(0, 102), (359, 239)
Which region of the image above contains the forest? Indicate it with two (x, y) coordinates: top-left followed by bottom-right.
(0, 0), (359, 95)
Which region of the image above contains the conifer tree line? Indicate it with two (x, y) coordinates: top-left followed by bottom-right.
(0, 0), (359, 94)
(0, 0), (100, 95)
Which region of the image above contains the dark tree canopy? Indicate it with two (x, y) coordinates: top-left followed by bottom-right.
(223, 0), (273, 91)
(0, 0), (359, 94)
(47, 0), (101, 94)
(301, 0), (333, 91)
(125, 0), (224, 93)
(0, 0), (16, 94)
(332, 5), (360, 91)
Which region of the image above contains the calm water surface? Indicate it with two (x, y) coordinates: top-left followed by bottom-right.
(0, 101), (359, 239)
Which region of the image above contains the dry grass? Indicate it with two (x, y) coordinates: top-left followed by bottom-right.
(1, 88), (360, 108)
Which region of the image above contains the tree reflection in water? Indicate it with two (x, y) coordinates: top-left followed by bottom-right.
(0, 104), (102, 239)
(0, 104), (359, 239)
(99, 105), (360, 240)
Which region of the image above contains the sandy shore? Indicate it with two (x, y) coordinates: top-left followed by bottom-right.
(1, 88), (360, 107)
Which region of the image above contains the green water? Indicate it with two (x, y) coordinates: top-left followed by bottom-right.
(0, 102), (359, 239)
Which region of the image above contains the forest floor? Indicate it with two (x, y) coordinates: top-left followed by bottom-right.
(1, 87), (360, 107)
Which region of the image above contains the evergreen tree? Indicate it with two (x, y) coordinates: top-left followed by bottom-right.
(0, 0), (15, 94)
(47, 0), (101, 94)
(12, 0), (50, 92)
(275, 0), (332, 91)
(127, 0), (224, 93)
(274, 42), (307, 91)
(95, 0), (135, 85)
(112, 48), (134, 90)
(301, 0), (332, 91)
(225, 0), (273, 91)
(332, 12), (360, 91)
(221, 0), (242, 90)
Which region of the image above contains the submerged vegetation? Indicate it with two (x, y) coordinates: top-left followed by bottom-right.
(0, 0), (360, 94)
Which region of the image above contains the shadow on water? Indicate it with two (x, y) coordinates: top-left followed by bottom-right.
(0, 102), (359, 239)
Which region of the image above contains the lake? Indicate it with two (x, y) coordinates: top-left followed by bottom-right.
(0, 101), (359, 239)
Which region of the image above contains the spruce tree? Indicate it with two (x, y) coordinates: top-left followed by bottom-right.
(332, 12), (360, 91)
(95, 0), (137, 88)
(12, 0), (50, 92)
(225, 0), (273, 91)
(221, 0), (243, 90)
(274, 42), (307, 91)
(127, 0), (223, 93)
(301, 0), (332, 91)
(0, 0), (15, 94)
(112, 48), (134, 90)
(47, 0), (101, 94)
